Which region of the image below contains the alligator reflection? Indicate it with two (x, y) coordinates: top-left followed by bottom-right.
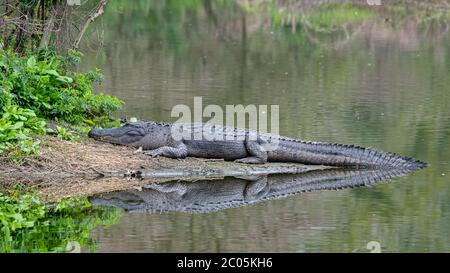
(90, 168), (412, 213)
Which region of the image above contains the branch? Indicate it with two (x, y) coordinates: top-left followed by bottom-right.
(73, 0), (107, 49)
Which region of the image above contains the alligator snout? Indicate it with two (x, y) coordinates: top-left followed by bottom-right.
(88, 128), (102, 139)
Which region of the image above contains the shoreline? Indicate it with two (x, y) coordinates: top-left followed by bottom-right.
(0, 136), (330, 201)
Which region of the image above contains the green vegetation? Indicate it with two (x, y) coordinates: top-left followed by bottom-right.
(0, 48), (122, 159)
(54, 126), (80, 141)
(0, 191), (121, 253)
(0, 1), (125, 254)
(0, 49), (122, 123)
(236, 1), (373, 32)
(0, 103), (46, 157)
(306, 4), (372, 30)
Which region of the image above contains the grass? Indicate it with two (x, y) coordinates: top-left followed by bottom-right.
(307, 3), (372, 29)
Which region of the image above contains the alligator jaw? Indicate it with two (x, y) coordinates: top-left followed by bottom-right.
(88, 127), (145, 145)
(88, 128), (104, 140)
(88, 127), (120, 142)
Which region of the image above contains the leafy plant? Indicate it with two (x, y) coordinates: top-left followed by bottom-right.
(54, 126), (79, 141)
(0, 103), (46, 159)
(0, 48), (123, 157)
(1, 49), (123, 124)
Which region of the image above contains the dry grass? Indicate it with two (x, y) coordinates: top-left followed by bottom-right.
(0, 136), (164, 200)
(0, 136), (154, 174)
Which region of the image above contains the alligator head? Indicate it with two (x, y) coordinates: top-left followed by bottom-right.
(88, 121), (170, 148)
(89, 122), (146, 145)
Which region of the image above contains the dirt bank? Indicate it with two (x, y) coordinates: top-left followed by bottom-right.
(0, 137), (330, 201)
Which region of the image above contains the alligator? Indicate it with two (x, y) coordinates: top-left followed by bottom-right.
(88, 120), (428, 170)
(90, 168), (413, 213)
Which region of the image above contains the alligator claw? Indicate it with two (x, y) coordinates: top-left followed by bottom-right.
(144, 151), (161, 158)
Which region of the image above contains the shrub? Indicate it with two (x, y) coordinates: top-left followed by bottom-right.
(0, 49), (123, 124)
(0, 103), (46, 158)
(0, 48), (123, 157)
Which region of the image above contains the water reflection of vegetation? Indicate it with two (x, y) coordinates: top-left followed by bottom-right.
(0, 191), (121, 253)
(304, 4), (371, 30)
(87, 0), (450, 45)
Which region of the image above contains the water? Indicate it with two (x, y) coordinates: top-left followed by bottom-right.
(76, 1), (450, 252)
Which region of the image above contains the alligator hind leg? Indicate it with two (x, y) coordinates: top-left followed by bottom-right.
(234, 140), (268, 164)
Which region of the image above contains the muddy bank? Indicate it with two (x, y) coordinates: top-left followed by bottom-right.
(0, 137), (330, 201)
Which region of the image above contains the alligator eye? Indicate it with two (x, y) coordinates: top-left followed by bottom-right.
(127, 130), (142, 136)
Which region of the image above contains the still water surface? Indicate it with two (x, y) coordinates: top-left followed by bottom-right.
(78, 1), (450, 252)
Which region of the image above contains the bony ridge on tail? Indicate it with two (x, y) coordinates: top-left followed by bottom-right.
(89, 120), (428, 170)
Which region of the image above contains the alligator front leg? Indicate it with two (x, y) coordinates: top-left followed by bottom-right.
(144, 143), (188, 159)
(243, 176), (269, 201)
(234, 140), (268, 164)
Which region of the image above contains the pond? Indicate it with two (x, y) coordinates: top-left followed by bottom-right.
(76, 1), (450, 252)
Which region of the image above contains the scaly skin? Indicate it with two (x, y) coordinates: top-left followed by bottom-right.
(90, 168), (414, 213)
(88, 121), (428, 170)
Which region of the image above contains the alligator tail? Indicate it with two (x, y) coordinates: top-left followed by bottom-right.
(277, 140), (428, 170)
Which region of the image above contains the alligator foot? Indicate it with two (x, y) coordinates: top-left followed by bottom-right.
(143, 150), (161, 158)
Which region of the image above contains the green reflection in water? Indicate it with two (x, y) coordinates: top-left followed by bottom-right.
(0, 192), (121, 253)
